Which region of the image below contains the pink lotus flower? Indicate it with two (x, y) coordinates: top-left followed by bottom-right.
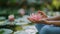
(30, 13), (42, 21)
(8, 15), (15, 21)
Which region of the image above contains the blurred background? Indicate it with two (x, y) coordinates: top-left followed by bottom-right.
(0, 0), (60, 34)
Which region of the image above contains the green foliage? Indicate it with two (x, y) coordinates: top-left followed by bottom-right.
(0, 30), (4, 34)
